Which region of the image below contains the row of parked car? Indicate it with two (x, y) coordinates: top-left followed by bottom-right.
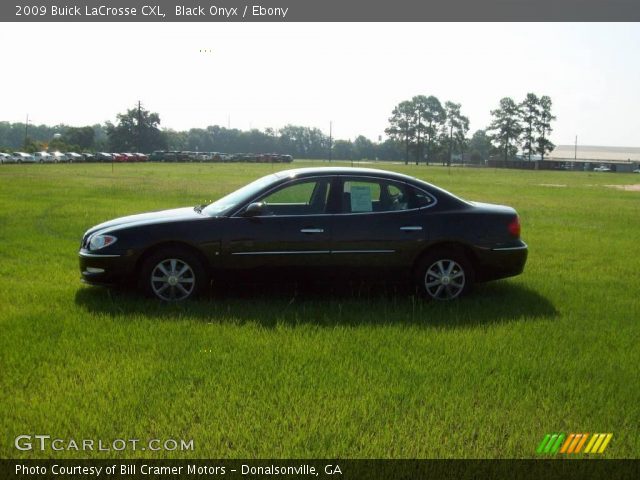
(0, 151), (149, 164)
(148, 151), (294, 163)
(0, 150), (294, 164)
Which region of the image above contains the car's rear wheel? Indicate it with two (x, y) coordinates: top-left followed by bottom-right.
(416, 250), (473, 300)
(140, 248), (208, 301)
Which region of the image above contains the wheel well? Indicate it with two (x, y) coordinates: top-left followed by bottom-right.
(134, 241), (210, 278)
(412, 242), (478, 277)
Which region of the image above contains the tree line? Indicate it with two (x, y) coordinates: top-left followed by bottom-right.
(385, 93), (555, 165)
(0, 95), (554, 162)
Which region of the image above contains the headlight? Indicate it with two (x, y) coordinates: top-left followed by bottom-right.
(89, 234), (117, 251)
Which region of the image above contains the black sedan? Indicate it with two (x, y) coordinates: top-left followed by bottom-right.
(79, 167), (527, 301)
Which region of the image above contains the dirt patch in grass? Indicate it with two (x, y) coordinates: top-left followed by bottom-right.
(605, 184), (640, 191)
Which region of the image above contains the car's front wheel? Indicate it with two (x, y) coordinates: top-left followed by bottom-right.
(416, 250), (473, 300)
(139, 248), (208, 301)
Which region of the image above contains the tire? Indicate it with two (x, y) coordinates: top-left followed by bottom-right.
(415, 249), (474, 301)
(139, 247), (209, 301)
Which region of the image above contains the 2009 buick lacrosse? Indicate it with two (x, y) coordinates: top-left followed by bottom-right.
(79, 167), (527, 301)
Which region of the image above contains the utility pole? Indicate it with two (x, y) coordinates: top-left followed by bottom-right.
(329, 121), (332, 162)
(137, 100), (142, 153)
(448, 123), (453, 167)
(24, 114), (29, 150)
(574, 135), (577, 160)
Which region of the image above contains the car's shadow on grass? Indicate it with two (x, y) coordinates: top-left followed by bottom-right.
(74, 280), (558, 328)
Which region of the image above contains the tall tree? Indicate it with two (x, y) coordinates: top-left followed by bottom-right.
(468, 129), (493, 164)
(385, 100), (415, 164)
(536, 95), (556, 161)
(415, 95), (445, 165)
(332, 139), (354, 160)
(520, 93), (540, 161)
(63, 126), (95, 150)
(106, 104), (167, 152)
(444, 101), (470, 166)
(354, 135), (375, 160)
(488, 97), (522, 161)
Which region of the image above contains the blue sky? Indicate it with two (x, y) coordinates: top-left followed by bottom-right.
(1, 23), (639, 146)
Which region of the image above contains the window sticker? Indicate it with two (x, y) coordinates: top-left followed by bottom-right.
(350, 185), (373, 212)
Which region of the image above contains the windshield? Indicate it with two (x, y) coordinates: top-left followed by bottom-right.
(202, 173), (280, 216)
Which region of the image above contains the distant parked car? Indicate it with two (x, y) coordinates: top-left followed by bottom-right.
(121, 153), (137, 162)
(12, 152), (35, 163)
(633, 168), (640, 173)
(50, 151), (69, 163)
(593, 165), (611, 172)
(149, 151), (166, 162)
(134, 153), (148, 162)
(33, 152), (54, 163)
(112, 153), (127, 162)
(162, 152), (178, 162)
(96, 152), (113, 162)
(65, 152), (84, 163)
(193, 152), (211, 162)
(177, 152), (191, 162)
(82, 153), (96, 162)
(0, 152), (15, 164)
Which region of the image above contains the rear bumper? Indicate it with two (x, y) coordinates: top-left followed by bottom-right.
(79, 250), (135, 286)
(474, 242), (528, 282)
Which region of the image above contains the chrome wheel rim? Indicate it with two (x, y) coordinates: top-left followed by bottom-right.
(424, 259), (465, 300)
(150, 258), (195, 301)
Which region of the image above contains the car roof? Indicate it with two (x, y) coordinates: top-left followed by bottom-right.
(273, 166), (424, 184)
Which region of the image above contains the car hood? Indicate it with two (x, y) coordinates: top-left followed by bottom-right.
(87, 207), (203, 234)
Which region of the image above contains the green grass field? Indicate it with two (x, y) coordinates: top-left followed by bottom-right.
(1, 161), (638, 459)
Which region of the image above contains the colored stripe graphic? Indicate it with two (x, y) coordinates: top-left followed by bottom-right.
(536, 434), (552, 454)
(539, 433), (612, 455)
(550, 434), (565, 454)
(574, 433), (589, 453)
(598, 434), (613, 453)
(559, 434), (575, 454)
(537, 433), (565, 454)
(584, 433), (613, 454)
(544, 434), (559, 454)
(584, 434), (598, 453)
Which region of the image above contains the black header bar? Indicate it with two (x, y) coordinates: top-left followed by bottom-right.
(3, 0), (640, 22)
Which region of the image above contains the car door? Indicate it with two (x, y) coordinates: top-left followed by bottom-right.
(220, 176), (334, 279)
(329, 176), (434, 276)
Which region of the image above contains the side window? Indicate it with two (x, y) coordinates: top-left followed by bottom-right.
(343, 181), (380, 213)
(259, 179), (330, 216)
(264, 182), (315, 204)
(341, 178), (421, 213)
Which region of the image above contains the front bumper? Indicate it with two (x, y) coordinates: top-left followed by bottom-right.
(79, 250), (135, 286)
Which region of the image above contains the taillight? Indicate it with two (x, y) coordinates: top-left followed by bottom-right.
(508, 215), (521, 238)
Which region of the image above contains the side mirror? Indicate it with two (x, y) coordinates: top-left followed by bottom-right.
(243, 202), (266, 217)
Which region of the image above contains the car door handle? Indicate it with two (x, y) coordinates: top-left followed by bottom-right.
(300, 228), (324, 233)
(400, 226), (423, 231)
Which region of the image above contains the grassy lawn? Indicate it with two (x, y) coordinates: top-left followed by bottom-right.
(0, 161), (638, 459)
